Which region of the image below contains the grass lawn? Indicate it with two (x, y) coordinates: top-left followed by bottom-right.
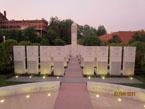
(116, 75), (145, 89)
(0, 74), (30, 87)
(117, 83), (145, 89)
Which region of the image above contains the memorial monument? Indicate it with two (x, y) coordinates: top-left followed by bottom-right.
(71, 23), (77, 57)
(13, 23), (136, 76)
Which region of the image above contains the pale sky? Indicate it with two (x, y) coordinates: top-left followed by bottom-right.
(1, 0), (145, 33)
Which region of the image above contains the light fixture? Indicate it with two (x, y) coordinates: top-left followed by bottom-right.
(26, 95), (30, 98)
(48, 93), (51, 96)
(88, 76), (91, 80)
(29, 75), (32, 78)
(96, 94), (100, 98)
(43, 76), (46, 79)
(15, 75), (19, 78)
(0, 99), (5, 103)
(102, 76), (105, 80)
(130, 77), (133, 80)
(117, 98), (121, 102)
(56, 76), (59, 79)
(144, 105), (145, 108)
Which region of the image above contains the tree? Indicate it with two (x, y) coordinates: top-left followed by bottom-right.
(43, 29), (59, 45)
(54, 38), (66, 45)
(131, 41), (145, 74)
(0, 29), (23, 42)
(78, 30), (101, 46)
(19, 41), (33, 46)
(59, 19), (73, 44)
(108, 35), (122, 43)
(97, 25), (107, 36)
(0, 36), (3, 43)
(130, 32), (145, 43)
(23, 27), (40, 43)
(0, 39), (18, 72)
(48, 17), (60, 36)
(40, 39), (49, 45)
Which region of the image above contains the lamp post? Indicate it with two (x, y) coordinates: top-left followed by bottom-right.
(3, 36), (5, 42)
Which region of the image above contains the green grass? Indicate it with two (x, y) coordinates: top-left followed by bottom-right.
(0, 74), (30, 87)
(116, 83), (145, 89)
(135, 75), (145, 83)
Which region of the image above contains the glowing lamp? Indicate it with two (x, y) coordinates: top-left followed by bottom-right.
(26, 95), (30, 98)
(96, 94), (100, 98)
(118, 98), (121, 102)
(15, 75), (19, 78)
(0, 99), (4, 103)
(48, 93), (51, 96)
(88, 76), (91, 80)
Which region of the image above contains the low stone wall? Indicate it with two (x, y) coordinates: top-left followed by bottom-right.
(87, 82), (145, 102)
(0, 81), (60, 97)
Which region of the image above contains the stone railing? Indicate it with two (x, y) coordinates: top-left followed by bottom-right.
(0, 81), (60, 97)
(87, 82), (145, 102)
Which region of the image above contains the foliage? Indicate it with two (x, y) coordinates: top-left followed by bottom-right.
(130, 32), (145, 43)
(54, 38), (66, 45)
(40, 39), (49, 45)
(0, 29), (24, 42)
(42, 29), (59, 45)
(0, 39), (18, 72)
(78, 30), (101, 46)
(97, 25), (107, 36)
(19, 41), (33, 46)
(108, 35), (122, 43)
(23, 27), (40, 43)
(131, 41), (145, 74)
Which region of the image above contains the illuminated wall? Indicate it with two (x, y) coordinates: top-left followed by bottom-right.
(83, 46), (95, 75)
(110, 46), (122, 75)
(27, 46), (39, 74)
(13, 46), (26, 74)
(123, 47), (136, 75)
(40, 46), (51, 75)
(97, 46), (108, 75)
(53, 46), (64, 76)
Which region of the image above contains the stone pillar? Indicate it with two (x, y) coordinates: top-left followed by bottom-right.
(71, 23), (77, 57)
(123, 47), (136, 75)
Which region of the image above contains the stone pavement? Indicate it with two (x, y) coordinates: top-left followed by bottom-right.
(7, 77), (143, 84)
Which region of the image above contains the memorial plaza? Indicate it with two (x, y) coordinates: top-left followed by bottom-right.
(0, 22), (145, 109)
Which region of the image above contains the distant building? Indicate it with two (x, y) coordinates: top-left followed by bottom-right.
(0, 11), (48, 36)
(99, 31), (145, 43)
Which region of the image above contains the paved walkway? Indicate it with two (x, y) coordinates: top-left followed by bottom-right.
(7, 77), (143, 84)
(54, 57), (93, 109)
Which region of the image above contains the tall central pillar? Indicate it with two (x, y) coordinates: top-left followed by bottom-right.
(71, 23), (77, 57)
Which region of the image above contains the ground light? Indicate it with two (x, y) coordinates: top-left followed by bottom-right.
(15, 75), (19, 78)
(56, 76), (59, 79)
(26, 95), (30, 98)
(29, 75), (32, 78)
(101, 76), (105, 80)
(48, 93), (51, 97)
(0, 99), (5, 103)
(117, 98), (121, 102)
(130, 77), (133, 80)
(96, 94), (100, 98)
(43, 76), (46, 79)
(88, 76), (91, 80)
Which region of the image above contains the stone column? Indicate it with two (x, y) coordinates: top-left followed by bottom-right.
(71, 23), (77, 57)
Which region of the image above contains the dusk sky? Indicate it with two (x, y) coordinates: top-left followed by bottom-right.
(1, 0), (145, 33)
